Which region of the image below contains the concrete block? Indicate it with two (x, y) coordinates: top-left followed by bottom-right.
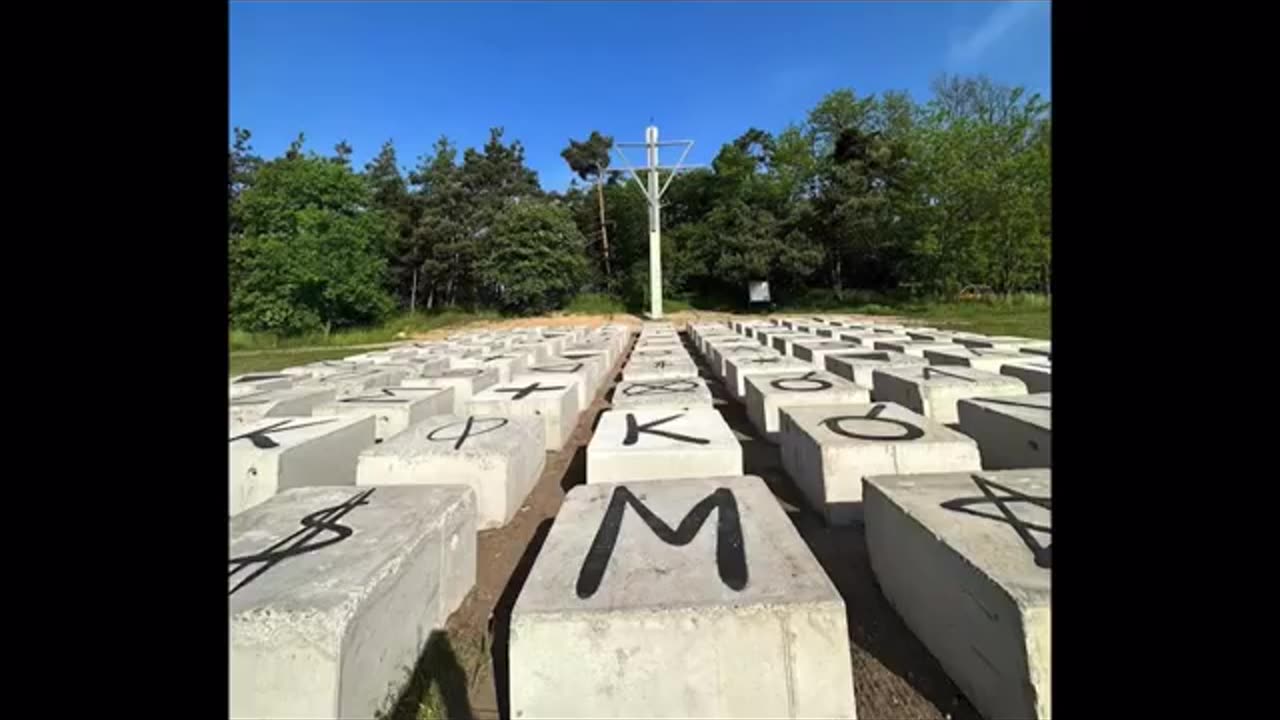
(905, 329), (958, 342)
(621, 358), (699, 382)
(401, 367), (499, 414)
(924, 347), (1034, 374)
(722, 354), (811, 400)
(744, 370), (871, 441)
(230, 373), (294, 398)
(769, 331), (815, 356)
(953, 335), (1038, 351)
(229, 414), (374, 515)
(707, 340), (769, 378)
(557, 351), (610, 391)
(1020, 342), (1051, 359)
(467, 375), (581, 451)
(863, 470), (1050, 720)
(823, 350), (928, 392)
(587, 408), (741, 483)
(778, 403), (981, 525)
(231, 386), (338, 425)
(356, 414), (545, 529)
(314, 386), (455, 442)
(510, 475), (856, 719)
(611, 377), (714, 411)
(451, 352), (528, 384)
(957, 394), (1051, 469)
(300, 368), (405, 399)
(509, 341), (553, 365)
(286, 360), (368, 379)
(527, 360), (595, 409)
(874, 339), (963, 358)
(630, 346), (691, 364)
(1001, 359), (1052, 393)
(565, 342), (615, 369)
(872, 366), (1029, 425)
(230, 485), (477, 720)
(790, 339), (864, 366)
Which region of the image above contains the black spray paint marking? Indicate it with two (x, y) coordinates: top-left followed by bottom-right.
(769, 371), (834, 392)
(821, 404), (924, 441)
(941, 475), (1051, 569)
(229, 418), (336, 449)
(622, 379), (699, 396)
(426, 416), (510, 450)
(576, 486), (747, 598)
(623, 412), (710, 445)
(228, 489), (374, 596)
(495, 382), (567, 400)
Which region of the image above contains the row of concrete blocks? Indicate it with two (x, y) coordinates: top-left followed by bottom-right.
(689, 318), (1051, 720)
(229, 324), (636, 719)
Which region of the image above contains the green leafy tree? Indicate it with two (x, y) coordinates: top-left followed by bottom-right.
(230, 147), (394, 335)
(561, 131), (615, 286)
(363, 140), (415, 305)
(479, 201), (588, 315)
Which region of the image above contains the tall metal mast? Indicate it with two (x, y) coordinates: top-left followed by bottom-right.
(609, 125), (701, 319)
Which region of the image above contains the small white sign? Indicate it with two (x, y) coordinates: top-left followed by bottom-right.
(748, 280), (771, 303)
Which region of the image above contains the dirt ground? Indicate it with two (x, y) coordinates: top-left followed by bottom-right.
(386, 323), (977, 720)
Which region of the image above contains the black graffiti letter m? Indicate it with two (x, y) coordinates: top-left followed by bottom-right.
(575, 486), (748, 599)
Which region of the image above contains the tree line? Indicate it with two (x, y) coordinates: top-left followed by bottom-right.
(229, 74), (1050, 335)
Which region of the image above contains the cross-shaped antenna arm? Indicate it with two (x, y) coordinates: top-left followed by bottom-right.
(659, 141), (695, 199)
(609, 146), (654, 206)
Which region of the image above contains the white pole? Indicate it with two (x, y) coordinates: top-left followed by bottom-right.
(646, 125), (663, 319)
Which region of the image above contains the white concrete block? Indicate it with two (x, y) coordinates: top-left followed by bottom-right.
(621, 358), (699, 382)
(611, 377), (714, 411)
(957, 394), (1051, 469)
(510, 475), (856, 719)
(314, 386), (455, 442)
(229, 414), (374, 515)
(864, 470), (1050, 720)
(744, 369), (871, 441)
(1000, 359), (1052, 393)
(467, 375), (581, 451)
(722, 354), (811, 400)
(779, 403), (981, 525)
(953, 335), (1038, 351)
(557, 351), (610, 391)
(401, 367), (499, 414)
(300, 368), (406, 399)
(790, 339), (864, 366)
(872, 366), (1029, 425)
(565, 341), (615, 369)
(924, 347), (1034, 374)
(905, 329), (959, 342)
(587, 408), (742, 483)
(1020, 342), (1051, 359)
(509, 341), (553, 365)
(710, 342), (775, 378)
(526, 360), (595, 409)
(823, 349), (928, 392)
(230, 485), (477, 720)
(769, 331), (815, 356)
(356, 414), (545, 529)
(230, 373), (294, 398)
(630, 346), (691, 364)
(451, 352), (528, 384)
(874, 339), (963, 358)
(230, 386), (338, 425)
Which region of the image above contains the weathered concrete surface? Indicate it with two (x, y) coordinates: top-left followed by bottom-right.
(904, 329), (957, 342)
(769, 331), (816, 357)
(923, 347), (1033, 374)
(565, 342), (617, 369)
(953, 335), (1038, 351)
(450, 353), (528, 384)
(314, 386), (455, 442)
(401, 367), (499, 414)
(863, 470), (1050, 720)
(710, 342), (775, 379)
(872, 366), (1029, 425)
(509, 475), (856, 719)
(744, 370), (871, 441)
(621, 358), (699, 382)
(630, 346), (692, 365)
(231, 386), (339, 425)
(290, 359), (372, 379)
(873, 339), (963, 358)
(957, 394), (1051, 469)
(790, 339), (864, 366)
(526, 360), (596, 409)
(230, 373), (295, 398)
(779, 403), (981, 525)
(355, 413), (544, 528)
(611, 377), (715, 411)
(300, 368), (406, 399)
(1000, 359), (1052, 393)
(557, 351), (610, 392)
(1020, 342), (1051, 359)
(467, 375), (581, 451)
(587, 408), (742, 483)
(823, 350), (928, 393)
(722, 354), (811, 400)
(229, 414), (374, 515)
(837, 331), (912, 347)
(230, 485), (477, 719)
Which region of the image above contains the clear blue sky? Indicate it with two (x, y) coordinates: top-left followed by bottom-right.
(230, 1), (1051, 191)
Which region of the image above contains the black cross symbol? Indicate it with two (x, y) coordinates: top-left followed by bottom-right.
(496, 382), (566, 400)
(229, 418), (336, 449)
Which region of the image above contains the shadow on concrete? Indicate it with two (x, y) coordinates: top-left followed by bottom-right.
(384, 630), (475, 720)
(559, 444), (588, 492)
(489, 518), (553, 720)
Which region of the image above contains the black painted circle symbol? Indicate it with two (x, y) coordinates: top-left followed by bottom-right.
(426, 417), (510, 449)
(770, 372), (833, 392)
(821, 414), (924, 441)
